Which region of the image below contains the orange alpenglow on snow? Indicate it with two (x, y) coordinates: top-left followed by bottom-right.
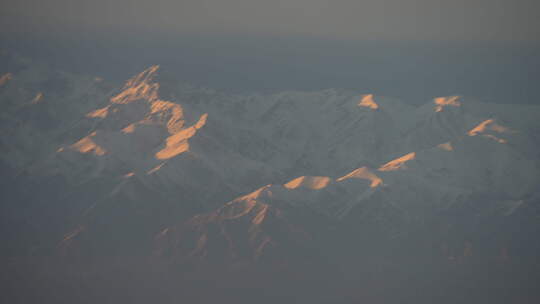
(284, 176), (331, 190)
(222, 198), (262, 220)
(110, 65), (160, 104)
(378, 152), (416, 171)
(79, 65), (206, 161)
(468, 119), (510, 135)
(358, 94), (379, 110)
(70, 131), (107, 156)
(251, 204), (269, 225)
(86, 67), (186, 132)
(149, 100), (185, 134)
(121, 123), (136, 134)
(86, 106), (110, 118)
(155, 113), (208, 160)
(468, 119), (511, 144)
(337, 167), (383, 188)
(434, 96), (461, 112)
(234, 185), (274, 204)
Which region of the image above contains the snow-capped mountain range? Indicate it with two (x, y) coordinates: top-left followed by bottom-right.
(1, 59), (539, 264)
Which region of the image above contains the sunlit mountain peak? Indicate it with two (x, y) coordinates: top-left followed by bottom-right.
(284, 176), (331, 190)
(468, 118), (513, 143)
(337, 166), (383, 188)
(378, 152), (416, 171)
(433, 96), (462, 112)
(358, 94), (379, 110)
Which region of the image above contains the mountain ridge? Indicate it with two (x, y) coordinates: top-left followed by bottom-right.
(2, 64), (540, 303)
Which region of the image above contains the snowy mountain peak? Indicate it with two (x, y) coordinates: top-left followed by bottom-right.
(468, 118), (513, 144)
(123, 65), (160, 91)
(155, 112), (208, 160)
(238, 184), (273, 199)
(433, 96), (462, 112)
(284, 176), (332, 190)
(57, 66), (213, 180)
(378, 152), (416, 171)
(69, 131), (106, 156)
(337, 166), (383, 188)
(86, 106), (110, 118)
(111, 65), (160, 104)
(358, 94), (379, 110)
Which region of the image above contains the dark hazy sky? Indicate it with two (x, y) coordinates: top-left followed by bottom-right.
(1, 0), (539, 42)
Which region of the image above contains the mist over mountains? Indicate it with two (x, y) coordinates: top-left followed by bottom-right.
(1, 50), (540, 303)
(3, 33), (539, 104)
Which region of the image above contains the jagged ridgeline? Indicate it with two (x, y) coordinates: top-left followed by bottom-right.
(1, 62), (540, 303)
